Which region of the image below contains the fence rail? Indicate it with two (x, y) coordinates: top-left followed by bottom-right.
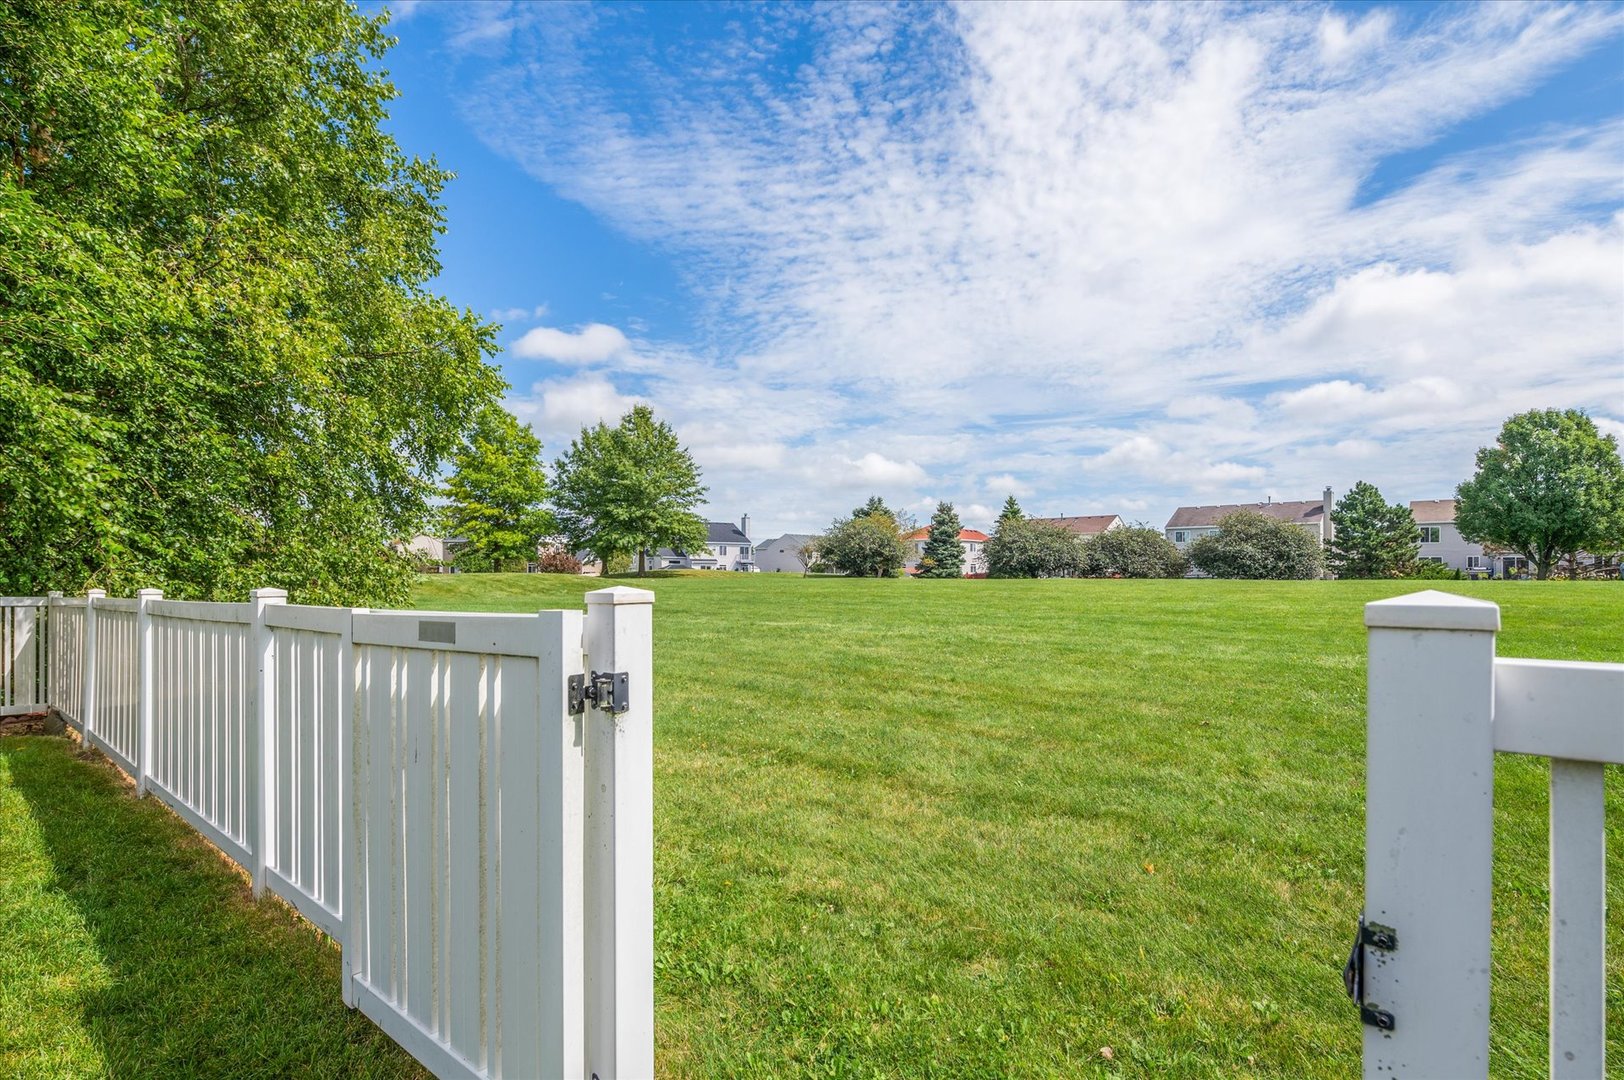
(1360, 590), (1621, 1079)
(15, 586), (655, 1080)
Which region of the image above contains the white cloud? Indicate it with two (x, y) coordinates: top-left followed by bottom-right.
(434, 3), (1623, 537)
(507, 376), (641, 449)
(510, 323), (630, 363)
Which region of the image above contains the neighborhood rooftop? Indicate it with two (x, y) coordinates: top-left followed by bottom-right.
(1166, 497), (1327, 529)
(1027, 514), (1122, 536)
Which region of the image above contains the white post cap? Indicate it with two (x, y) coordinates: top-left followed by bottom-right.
(1364, 589), (1500, 632)
(585, 586), (655, 606)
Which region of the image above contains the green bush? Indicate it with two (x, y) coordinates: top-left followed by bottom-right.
(1188, 511), (1324, 580)
(1083, 527), (1187, 578)
(986, 520), (1086, 578)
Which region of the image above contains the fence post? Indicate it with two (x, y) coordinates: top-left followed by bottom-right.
(248, 587), (287, 899)
(583, 585), (655, 1080)
(81, 588), (106, 743)
(45, 592), (61, 709)
(339, 606), (363, 1009)
(133, 589), (162, 795)
(1362, 590), (1500, 1079)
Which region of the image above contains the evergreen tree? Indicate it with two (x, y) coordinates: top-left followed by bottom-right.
(918, 502), (965, 578)
(551, 405), (709, 574)
(1326, 481), (1418, 578)
(996, 496), (1024, 529)
(444, 407), (554, 572)
(1455, 409), (1624, 579)
(852, 496), (893, 519)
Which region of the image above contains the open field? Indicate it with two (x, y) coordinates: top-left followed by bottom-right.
(415, 573), (1622, 1078)
(2, 575), (1618, 1078)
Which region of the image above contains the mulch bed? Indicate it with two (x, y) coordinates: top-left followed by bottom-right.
(0, 711), (54, 736)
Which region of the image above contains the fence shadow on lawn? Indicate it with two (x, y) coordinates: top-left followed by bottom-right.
(1, 735), (425, 1080)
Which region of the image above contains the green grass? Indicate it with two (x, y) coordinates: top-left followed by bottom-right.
(415, 573), (1623, 1078)
(2, 576), (1618, 1077)
(0, 736), (426, 1079)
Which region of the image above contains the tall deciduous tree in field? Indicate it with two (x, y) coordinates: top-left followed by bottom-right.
(918, 502), (965, 578)
(1326, 481), (1419, 578)
(816, 512), (909, 577)
(1187, 511), (1324, 579)
(1083, 526), (1187, 578)
(1455, 409), (1624, 579)
(0, 1), (501, 605)
(443, 407), (554, 572)
(986, 519), (1086, 578)
(551, 405), (708, 574)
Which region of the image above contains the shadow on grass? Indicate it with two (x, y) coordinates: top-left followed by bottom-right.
(0, 735), (425, 1079)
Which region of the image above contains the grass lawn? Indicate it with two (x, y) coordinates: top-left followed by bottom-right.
(412, 573), (1623, 1078)
(2, 576), (1618, 1078)
(0, 735), (426, 1079)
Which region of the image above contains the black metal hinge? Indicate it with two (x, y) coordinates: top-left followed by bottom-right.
(568, 671), (629, 715)
(1343, 915), (1397, 1032)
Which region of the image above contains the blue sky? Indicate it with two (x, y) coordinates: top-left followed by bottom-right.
(373, 0), (1623, 538)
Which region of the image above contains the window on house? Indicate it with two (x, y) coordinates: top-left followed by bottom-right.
(1175, 531), (1187, 543)
(1466, 556), (1485, 570)
(1419, 526), (1441, 543)
(1419, 556), (1444, 564)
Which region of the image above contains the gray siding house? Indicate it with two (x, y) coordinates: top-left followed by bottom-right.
(1410, 500), (1526, 578)
(1165, 488), (1336, 551)
(754, 533), (817, 573)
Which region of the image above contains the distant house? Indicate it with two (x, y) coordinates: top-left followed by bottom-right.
(754, 533), (817, 573)
(1410, 500), (1522, 578)
(903, 527), (990, 576)
(1165, 488), (1335, 551)
(653, 516), (757, 571)
(1027, 514), (1125, 538)
(396, 534), (467, 573)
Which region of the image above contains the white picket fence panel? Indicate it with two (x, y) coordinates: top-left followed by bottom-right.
(0, 598), (48, 714)
(1360, 590), (1621, 1079)
(32, 585), (655, 1080)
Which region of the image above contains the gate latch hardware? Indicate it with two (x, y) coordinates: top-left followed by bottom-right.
(1343, 915), (1397, 1032)
(568, 671), (629, 715)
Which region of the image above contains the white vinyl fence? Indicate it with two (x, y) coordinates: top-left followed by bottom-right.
(14, 586), (656, 1080)
(1356, 590), (1622, 1079)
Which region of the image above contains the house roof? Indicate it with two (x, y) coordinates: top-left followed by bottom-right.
(903, 527), (989, 543)
(1409, 499), (1456, 524)
(757, 533), (816, 550)
(707, 521), (750, 544)
(1165, 500), (1324, 529)
(1027, 514), (1122, 536)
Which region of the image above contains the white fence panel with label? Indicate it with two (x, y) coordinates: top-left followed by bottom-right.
(347, 609), (587, 1079)
(32, 586), (654, 1080)
(1357, 590), (1621, 1080)
(0, 597), (47, 715)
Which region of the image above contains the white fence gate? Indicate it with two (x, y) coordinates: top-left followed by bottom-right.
(1357, 590), (1622, 1079)
(8, 586), (656, 1080)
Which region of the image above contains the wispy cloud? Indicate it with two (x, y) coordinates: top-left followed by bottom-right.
(423, 1), (1622, 534)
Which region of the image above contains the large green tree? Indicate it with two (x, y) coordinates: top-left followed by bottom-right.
(917, 501), (965, 578)
(1326, 481), (1419, 578)
(551, 405), (708, 573)
(1187, 511), (1324, 580)
(986, 519), (1085, 578)
(996, 496), (1023, 528)
(815, 511), (909, 578)
(1083, 526), (1187, 578)
(0, 0), (500, 605)
(443, 406), (554, 572)
(1455, 409), (1624, 579)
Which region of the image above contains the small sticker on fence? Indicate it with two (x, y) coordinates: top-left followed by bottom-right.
(417, 620), (456, 645)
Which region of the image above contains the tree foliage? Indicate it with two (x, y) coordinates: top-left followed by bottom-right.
(551, 405), (708, 573)
(996, 496), (1023, 528)
(1455, 409), (1624, 579)
(1326, 481), (1419, 579)
(1083, 526), (1187, 578)
(443, 407), (553, 572)
(917, 501), (965, 578)
(1187, 511), (1324, 580)
(0, 0), (501, 605)
(986, 519), (1085, 578)
(816, 511), (909, 577)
